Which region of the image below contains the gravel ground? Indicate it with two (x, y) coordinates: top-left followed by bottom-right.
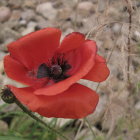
(0, 0), (140, 139)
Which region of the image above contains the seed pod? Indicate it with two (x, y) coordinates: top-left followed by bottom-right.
(1, 88), (15, 104)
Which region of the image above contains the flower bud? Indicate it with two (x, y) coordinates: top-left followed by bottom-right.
(1, 88), (15, 104)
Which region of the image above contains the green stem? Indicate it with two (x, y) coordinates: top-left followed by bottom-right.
(15, 99), (69, 140)
(84, 118), (96, 137)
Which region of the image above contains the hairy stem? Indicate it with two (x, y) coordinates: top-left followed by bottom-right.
(74, 119), (84, 140)
(14, 99), (69, 140)
(125, 0), (132, 85)
(127, 8), (132, 85)
(84, 118), (96, 137)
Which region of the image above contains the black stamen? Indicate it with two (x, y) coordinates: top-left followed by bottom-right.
(54, 75), (70, 83)
(61, 61), (71, 72)
(57, 58), (61, 65)
(37, 63), (50, 78)
(36, 55), (71, 82)
(51, 57), (56, 65)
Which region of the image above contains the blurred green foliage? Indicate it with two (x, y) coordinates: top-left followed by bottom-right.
(0, 104), (58, 140)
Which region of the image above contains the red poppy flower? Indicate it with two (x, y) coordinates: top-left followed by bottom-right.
(4, 28), (109, 119)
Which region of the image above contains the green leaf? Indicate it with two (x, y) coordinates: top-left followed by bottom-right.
(0, 136), (30, 140)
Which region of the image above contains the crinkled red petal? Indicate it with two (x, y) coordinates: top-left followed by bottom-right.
(8, 28), (61, 69)
(83, 55), (110, 82)
(58, 32), (85, 53)
(8, 83), (99, 119)
(4, 55), (48, 87)
(35, 40), (97, 96)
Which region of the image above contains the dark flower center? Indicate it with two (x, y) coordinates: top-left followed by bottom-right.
(50, 65), (62, 77)
(36, 55), (71, 82)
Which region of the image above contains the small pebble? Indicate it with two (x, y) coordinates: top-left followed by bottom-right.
(77, 1), (95, 16)
(36, 2), (57, 20)
(0, 7), (11, 22)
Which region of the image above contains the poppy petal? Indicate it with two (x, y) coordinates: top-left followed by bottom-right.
(8, 83), (99, 119)
(58, 32), (85, 53)
(4, 55), (34, 85)
(35, 40), (97, 96)
(4, 55), (48, 87)
(8, 28), (61, 69)
(83, 55), (110, 82)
